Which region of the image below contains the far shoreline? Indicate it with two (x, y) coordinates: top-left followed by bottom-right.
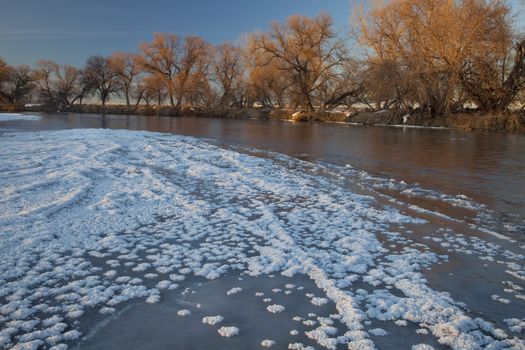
(1, 104), (523, 133)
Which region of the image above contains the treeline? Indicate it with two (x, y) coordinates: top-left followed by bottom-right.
(1, 0), (524, 118)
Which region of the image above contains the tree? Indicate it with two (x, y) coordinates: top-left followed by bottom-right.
(142, 73), (166, 106)
(34, 61), (81, 107)
(108, 52), (142, 106)
(175, 36), (212, 107)
(83, 55), (120, 105)
(246, 46), (292, 108)
(356, 0), (523, 116)
(35, 60), (59, 104)
(361, 58), (415, 110)
(213, 43), (245, 107)
(0, 64), (35, 104)
(74, 70), (93, 106)
(0, 58), (14, 104)
(0, 58), (10, 82)
(55, 65), (82, 106)
(250, 13), (351, 112)
(140, 33), (179, 106)
(459, 0), (525, 112)
(185, 53), (217, 107)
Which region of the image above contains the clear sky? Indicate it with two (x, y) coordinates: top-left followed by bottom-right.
(1, 0), (524, 67)
(0, 0), (354, 67)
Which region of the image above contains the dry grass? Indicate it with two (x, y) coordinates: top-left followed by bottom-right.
(446, 113), (525, 132)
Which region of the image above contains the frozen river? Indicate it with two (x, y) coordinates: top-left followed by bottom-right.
(0, 113), (524, 349)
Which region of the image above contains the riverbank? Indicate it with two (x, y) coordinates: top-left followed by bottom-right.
(1, 103), (524, 132)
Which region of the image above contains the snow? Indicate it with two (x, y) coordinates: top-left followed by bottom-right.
(261, 339), (276, 347)
(226, 287), (242, 296)
(412, 345), (435, 350)
(0, 113), (40, 122)
(0, 129), (523, 350)
(266, 304), (285, 313)
(217, 326), (239, 337)
(369, 328), (388, 336)
(202, 315), (224, 326)
(288, 343), (315, 350)
(504, 318), (525, 333)
(310, 297), (328, 306)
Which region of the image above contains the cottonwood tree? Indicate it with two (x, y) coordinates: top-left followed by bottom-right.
(185, 54), (217, 107)
(84, 55), (120, 105)
(109, 52), (143, 107)
(357, 0), (524, 116)
(35, 61), (82, 107)
(213, 43), (245, 107)
(459, 0), (525, 112)
(0, 58), (10, 81)
(141, 73), (167, 106)
(0, 58), (14, 104)
(56, 65), (82, 106)
(175, 36), (212, 107)
(140, 33), (179, 106)
(35, 60), (58, 104)
(362, 58), (416, 110)
(250, 13), (351, 112)
(0, 64), (35, 104)
(74, 70), (93, 106)
(245, 46), (292, 108)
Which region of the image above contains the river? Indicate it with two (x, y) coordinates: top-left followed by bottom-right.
(0, 112), (524, 350)
(2, 112), (524, 239)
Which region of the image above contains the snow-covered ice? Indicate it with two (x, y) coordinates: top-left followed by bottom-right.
(261, 339), (276, 347)
(266, 304), (286, 313)
(226, 287), (242, 296)
(202, 315), (224, 326)
(177, 309), (191, 316)
(217, 326), (239, 337)
(0, 129), (523, 349)
(0, 113), (40, 122)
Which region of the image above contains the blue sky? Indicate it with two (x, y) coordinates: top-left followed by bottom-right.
(0, 0), (353, 67)
(1, 0), (524, 67)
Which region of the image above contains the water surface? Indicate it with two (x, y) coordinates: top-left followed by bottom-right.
(2, 112), (523, 238)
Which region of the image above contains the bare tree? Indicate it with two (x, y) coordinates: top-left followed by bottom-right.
(356, 0), (523, 116)
(0, 58), (14, 104)
(73, 70), (93, 106)
(140, 33), (179, 106)
(34, 61), (81, 107)
(56, 65), (82, 106)
(213, 43), (245, 107)
(108, 52), (142, 106)
(83, 55), (120, 106)
(246, 46), (292, 108)
(175, 36), (212, 107)
(0, 58), (10, 82)
(185, 54), (217, 107)
(35, 60), (59, 104)
(459, 0), (525, 112)
(250, 13), (350, 112)
(142, 73), (166, 106)
(0, 64), (35, 104)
